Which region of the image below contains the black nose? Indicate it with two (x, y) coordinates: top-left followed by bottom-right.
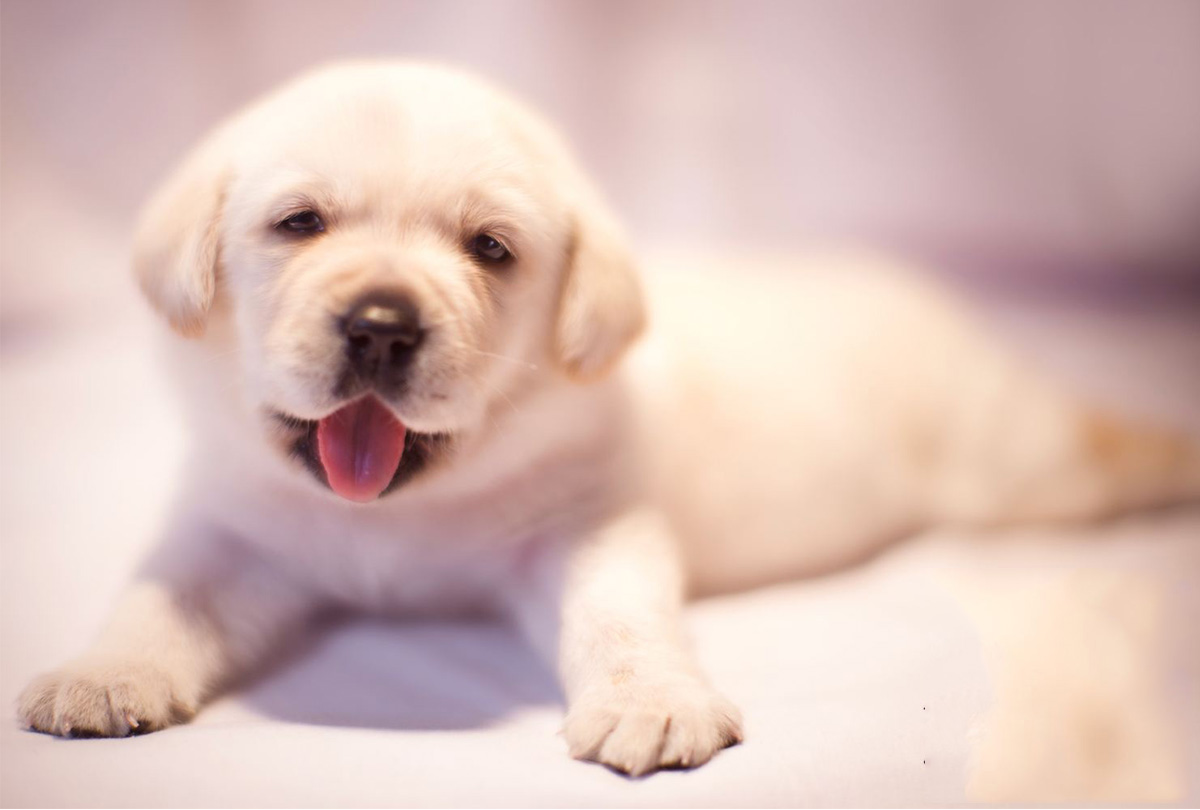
(344, 294), (424, 384)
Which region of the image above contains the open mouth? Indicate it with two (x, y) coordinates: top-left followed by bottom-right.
(273, 396), (451, 502)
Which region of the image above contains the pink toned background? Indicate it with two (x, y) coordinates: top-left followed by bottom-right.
(4, 0), (1200, 330)
(3, 2), (1199, 806)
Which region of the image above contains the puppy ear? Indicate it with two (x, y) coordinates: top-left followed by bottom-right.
(133, 132), (230, 338)
(554, 193), (646, 380)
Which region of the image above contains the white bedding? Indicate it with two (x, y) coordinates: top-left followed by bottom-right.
(2, 280), (1198, 807)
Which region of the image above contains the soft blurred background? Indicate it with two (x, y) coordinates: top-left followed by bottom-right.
(2, 1), (1199, 806)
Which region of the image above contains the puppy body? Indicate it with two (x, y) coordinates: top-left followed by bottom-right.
(19, 62), (1200, 775)
(633, 256), (1200, 594)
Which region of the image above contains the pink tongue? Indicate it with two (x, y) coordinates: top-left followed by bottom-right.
(316, 397), (406, 503)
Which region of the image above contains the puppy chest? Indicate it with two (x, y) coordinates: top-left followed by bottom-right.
(230, 503), (533, 615)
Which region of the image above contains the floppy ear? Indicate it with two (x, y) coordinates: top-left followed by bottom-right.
(554, 190), (646, 381)
(133, 131), (231, 338)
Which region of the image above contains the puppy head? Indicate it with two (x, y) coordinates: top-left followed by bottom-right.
(134, 62), (644, 501)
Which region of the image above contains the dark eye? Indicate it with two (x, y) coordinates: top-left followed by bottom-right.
(276, 210), (324, 235)
(470, 233), (511, 264)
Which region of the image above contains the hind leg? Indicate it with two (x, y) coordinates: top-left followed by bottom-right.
(923, 357), (1200, 527)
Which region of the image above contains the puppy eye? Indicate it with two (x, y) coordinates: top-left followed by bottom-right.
(276, 210), (325, 235)
(470, 233), (511, 264)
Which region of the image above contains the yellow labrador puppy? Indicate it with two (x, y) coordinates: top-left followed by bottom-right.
(18, 61), (1200, 776)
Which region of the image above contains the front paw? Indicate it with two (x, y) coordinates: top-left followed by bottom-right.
(18, 659), (196, 738)
(563, 673), (743, 776)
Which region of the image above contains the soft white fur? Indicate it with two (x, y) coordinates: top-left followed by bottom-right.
(17, 61), (1200, 776)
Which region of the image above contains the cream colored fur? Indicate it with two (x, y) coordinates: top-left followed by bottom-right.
(18, 61), (1200, 776)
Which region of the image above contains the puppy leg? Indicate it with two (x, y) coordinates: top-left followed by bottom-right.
(17, 521), (315, 737)
(925, 361), (1200, 526)
(509, 509), (742, 776)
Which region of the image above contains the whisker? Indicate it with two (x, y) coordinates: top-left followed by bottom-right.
(479, 377), (522, 419)
(436, 334), (541, 374)
(469, 348), (539, 372)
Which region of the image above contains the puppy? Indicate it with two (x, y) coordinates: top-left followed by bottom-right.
(18, 61), (1200, 776)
